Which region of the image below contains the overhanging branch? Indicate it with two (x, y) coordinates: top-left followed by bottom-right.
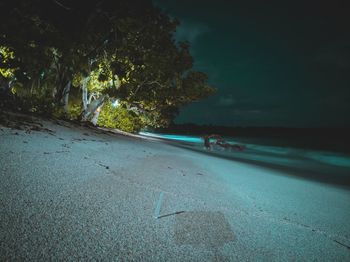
(52, 0), (71, 11)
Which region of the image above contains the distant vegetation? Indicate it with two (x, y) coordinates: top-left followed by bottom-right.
(0, 0), (215, 132)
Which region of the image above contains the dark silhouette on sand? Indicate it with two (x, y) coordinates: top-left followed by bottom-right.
(202, 134), (245, 151)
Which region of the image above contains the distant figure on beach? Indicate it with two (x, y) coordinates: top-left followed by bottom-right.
(202, 134), (223, 150)
(203, 135), (211, 150)
(202, 134), (245, 152)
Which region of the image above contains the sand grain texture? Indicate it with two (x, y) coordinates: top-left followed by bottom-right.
(1, 113), (350, 261)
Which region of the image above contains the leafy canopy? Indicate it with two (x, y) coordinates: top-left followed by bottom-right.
(0, 0), (216, 132)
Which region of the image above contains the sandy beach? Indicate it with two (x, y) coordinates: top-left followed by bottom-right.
(1, 112), (349, 261)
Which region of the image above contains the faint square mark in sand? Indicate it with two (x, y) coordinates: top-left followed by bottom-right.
(174, 211), (234, 247)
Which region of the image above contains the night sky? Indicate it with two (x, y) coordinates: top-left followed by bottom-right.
(155, 0), (350, 127)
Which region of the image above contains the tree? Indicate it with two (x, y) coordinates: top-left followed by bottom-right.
(0, 0), (216, 132)
(98, 100), (142, 133)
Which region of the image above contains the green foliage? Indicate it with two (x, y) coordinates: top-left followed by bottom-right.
(9, 81), (56, 114)
(67, 103), (83, 120)
(98, 101), (142, 133)
(66, 87), (84, 120)
(52, 102), (82, 120)
(0, 0), (216, 132)
(51, 107), (65, 119)
(0, 46), (16, 78)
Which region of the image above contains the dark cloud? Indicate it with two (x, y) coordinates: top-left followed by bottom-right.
(156, 0), (350, 127)
(174, 19), (210, 44)
(216, 95), (235, 107)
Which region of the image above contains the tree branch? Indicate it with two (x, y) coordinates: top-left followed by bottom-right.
(133, 79), (166, 97)
(52, 0), (71, 11)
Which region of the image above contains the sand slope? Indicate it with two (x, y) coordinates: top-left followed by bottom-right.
(1, 113), (349, 261)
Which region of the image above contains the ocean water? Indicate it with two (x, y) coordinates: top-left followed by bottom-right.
(139, 132), (350, 169)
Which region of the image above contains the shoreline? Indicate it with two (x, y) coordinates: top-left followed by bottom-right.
(140, 132), (350, 189)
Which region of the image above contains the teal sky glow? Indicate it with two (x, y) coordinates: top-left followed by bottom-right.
(155, 0), (350, 127)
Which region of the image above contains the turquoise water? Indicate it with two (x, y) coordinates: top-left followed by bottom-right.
(139, 132), (203, 143)
(139, 132), (350, 169)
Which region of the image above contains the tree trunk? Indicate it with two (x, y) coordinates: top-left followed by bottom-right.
(82, 77), (89, 111)
(82, 94), (107, 121)
(30, 80), (36, 95)
(88, 92), (97, 104)
(91, 105), (102, 126)
(52, 63), (62, 100)
(61, 80), (71, 114)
